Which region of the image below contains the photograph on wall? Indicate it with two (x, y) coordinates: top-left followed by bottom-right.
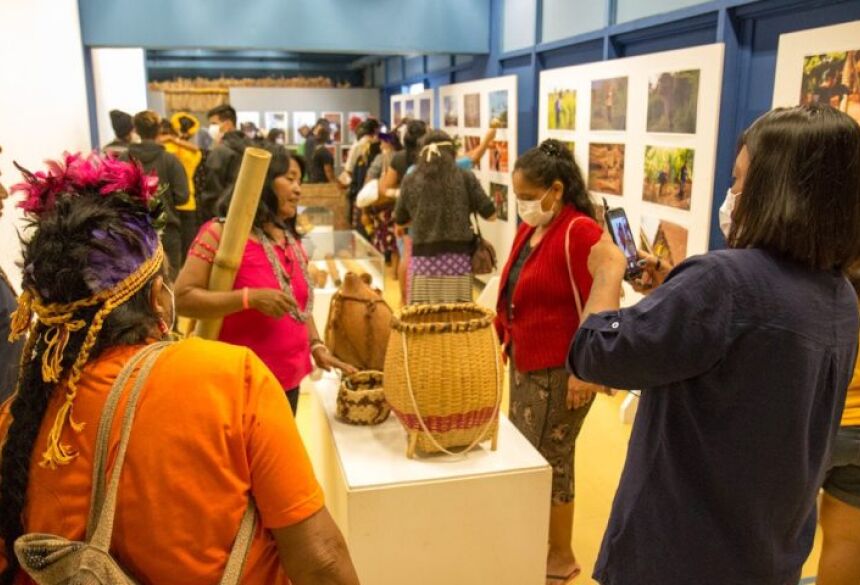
(490, 182), (509, 221)
(463, 135), (482, 170)
(590, 77), (628, 131)
(642, 146), (695, 210)
(293, 111), (317, 144)
(587, 143), (625, 196)
(264, 112), (288, 133)
(488, 141), (509, 173)
(322, 112), (343, 142)
(419, 98), (432, 124)
(464, 93), (481, 128)
(348, 112), (370, 142)
(564, 141), (576, 156)
(393, 102), (403, 125)
(547, 89), (576, 130)
(444, 96), (459, 126)
(647, 69), (700, 133)
(404, 100), (415, 119)
(640, 215), (689, 265)
(489, 90), (509, 128)
(799, 50), (860, 125)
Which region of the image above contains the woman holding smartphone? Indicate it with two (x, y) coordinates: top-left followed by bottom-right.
(495, 139), (610, 584)
(570, 104), (860, 585)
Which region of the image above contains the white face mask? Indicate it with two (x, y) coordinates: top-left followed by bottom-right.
(719, 188), (740, 238)
(208, 123), (221, 143)
(517, 188), (556, 227)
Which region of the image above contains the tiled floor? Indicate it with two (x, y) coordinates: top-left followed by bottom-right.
(296, 265), (822, 583)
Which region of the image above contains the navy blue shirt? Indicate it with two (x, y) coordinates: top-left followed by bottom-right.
(570, 249), (858, 585)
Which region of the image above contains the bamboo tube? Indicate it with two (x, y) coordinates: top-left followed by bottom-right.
(195, 147), (272, 339)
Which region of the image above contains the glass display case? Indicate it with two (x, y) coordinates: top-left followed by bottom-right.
(297, 205), (335, 236)
(304, 230), (385, 291)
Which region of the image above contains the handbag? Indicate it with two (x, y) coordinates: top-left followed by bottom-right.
(14, 342), (256, 585)
(471, 213), (497, 275)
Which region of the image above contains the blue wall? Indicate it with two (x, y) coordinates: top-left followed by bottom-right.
(381, 0), (860, 251)
(78, 0), (490, 55)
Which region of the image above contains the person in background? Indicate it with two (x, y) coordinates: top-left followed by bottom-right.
(295, 125), (311, 156)
(458, 121), (501, 171)
(381, 120), (427, 303)
(268, 128), (287, 146)
(360, 130), (398, 266)
(0, 154), (360, 585)
(816, 264), (860, 585)
(124, 110), (188, 281)
(306, 126), (337, 184)
(103, 109), (135, 157)
(394, 130), (496, 304)
(303, 118), (328, 163)
(0, 147), (23, 405)
(570, 104), (860, 585)
(495, 139), (608, 585)
(175, 145), (356, 415)
(201, 104), (250, 220)
(160, 113), (203, 262)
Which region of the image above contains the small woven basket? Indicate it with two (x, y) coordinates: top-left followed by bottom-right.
(383, 303), (502, 458)
(336, 370), (390, 426)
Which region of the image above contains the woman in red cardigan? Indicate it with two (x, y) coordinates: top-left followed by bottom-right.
(495, 139), (609, 584)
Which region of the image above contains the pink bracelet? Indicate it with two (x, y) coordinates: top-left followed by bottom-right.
(242, 287), (250, 310)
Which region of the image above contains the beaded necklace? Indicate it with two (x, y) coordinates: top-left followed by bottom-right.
(254, 227), (314, 322)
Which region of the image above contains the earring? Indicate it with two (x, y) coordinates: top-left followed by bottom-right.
(158, 317), (170, 336)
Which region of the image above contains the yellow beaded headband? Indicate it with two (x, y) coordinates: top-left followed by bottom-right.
(9, 244), (165, 469)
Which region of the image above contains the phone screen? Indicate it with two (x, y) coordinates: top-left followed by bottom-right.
(605, 208), (642, 279)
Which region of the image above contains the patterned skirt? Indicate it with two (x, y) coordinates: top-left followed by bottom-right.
(408, 252), (472, 305)
(370, 207), (397, 257)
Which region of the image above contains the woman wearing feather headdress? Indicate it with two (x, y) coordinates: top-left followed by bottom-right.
(0, 153), (359, 585)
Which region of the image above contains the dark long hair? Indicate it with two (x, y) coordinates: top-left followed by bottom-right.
(403, 120), (428, 167)
(730, 104), (860, 271)
(217, 144), (301, 238)
(0, 196), (164, 585)
(404, 130), (463, 202)
(514, 139), (596, 220)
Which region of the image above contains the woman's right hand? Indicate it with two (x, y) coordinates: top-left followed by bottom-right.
(631, 252), (672, 295)
(248, 288), (297, 318)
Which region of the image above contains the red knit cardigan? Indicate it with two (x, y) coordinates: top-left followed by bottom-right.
(494, 206), (603, 372)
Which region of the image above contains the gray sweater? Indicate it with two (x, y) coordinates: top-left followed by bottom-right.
(395, 167), (495, 256)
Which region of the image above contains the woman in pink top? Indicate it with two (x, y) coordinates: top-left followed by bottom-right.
(175, 146), (356, 413)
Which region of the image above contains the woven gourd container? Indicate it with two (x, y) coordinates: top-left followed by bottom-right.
(384, 303), (502, 458)
(336, 370), (390, 426)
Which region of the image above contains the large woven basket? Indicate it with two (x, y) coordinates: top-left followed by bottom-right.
(336, 370), (390, 426)
(383, 303), (502, 458)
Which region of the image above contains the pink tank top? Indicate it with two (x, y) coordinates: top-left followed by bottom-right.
(218, 235), (312, 391)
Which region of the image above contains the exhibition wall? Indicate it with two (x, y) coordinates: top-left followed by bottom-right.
(439, 76), (519, 275)
(381, 0), (860, 252)
(229, 87), (380, 147)
(0, 0), (92, 286)
(539, 44), (725, 262)
(390, 90), (435, 128)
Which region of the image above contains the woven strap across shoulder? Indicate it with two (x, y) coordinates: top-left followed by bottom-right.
(15, 342), (257, 585)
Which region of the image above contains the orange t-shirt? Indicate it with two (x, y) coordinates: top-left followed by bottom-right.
(0, 338), (324, 584)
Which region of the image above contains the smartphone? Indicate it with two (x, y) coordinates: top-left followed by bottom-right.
(602, 199), (642, 281)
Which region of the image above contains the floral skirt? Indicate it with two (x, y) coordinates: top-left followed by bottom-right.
(509, 364), (594, 504)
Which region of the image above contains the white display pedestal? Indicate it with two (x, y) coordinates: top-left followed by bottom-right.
(305, 374), (552, 585)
